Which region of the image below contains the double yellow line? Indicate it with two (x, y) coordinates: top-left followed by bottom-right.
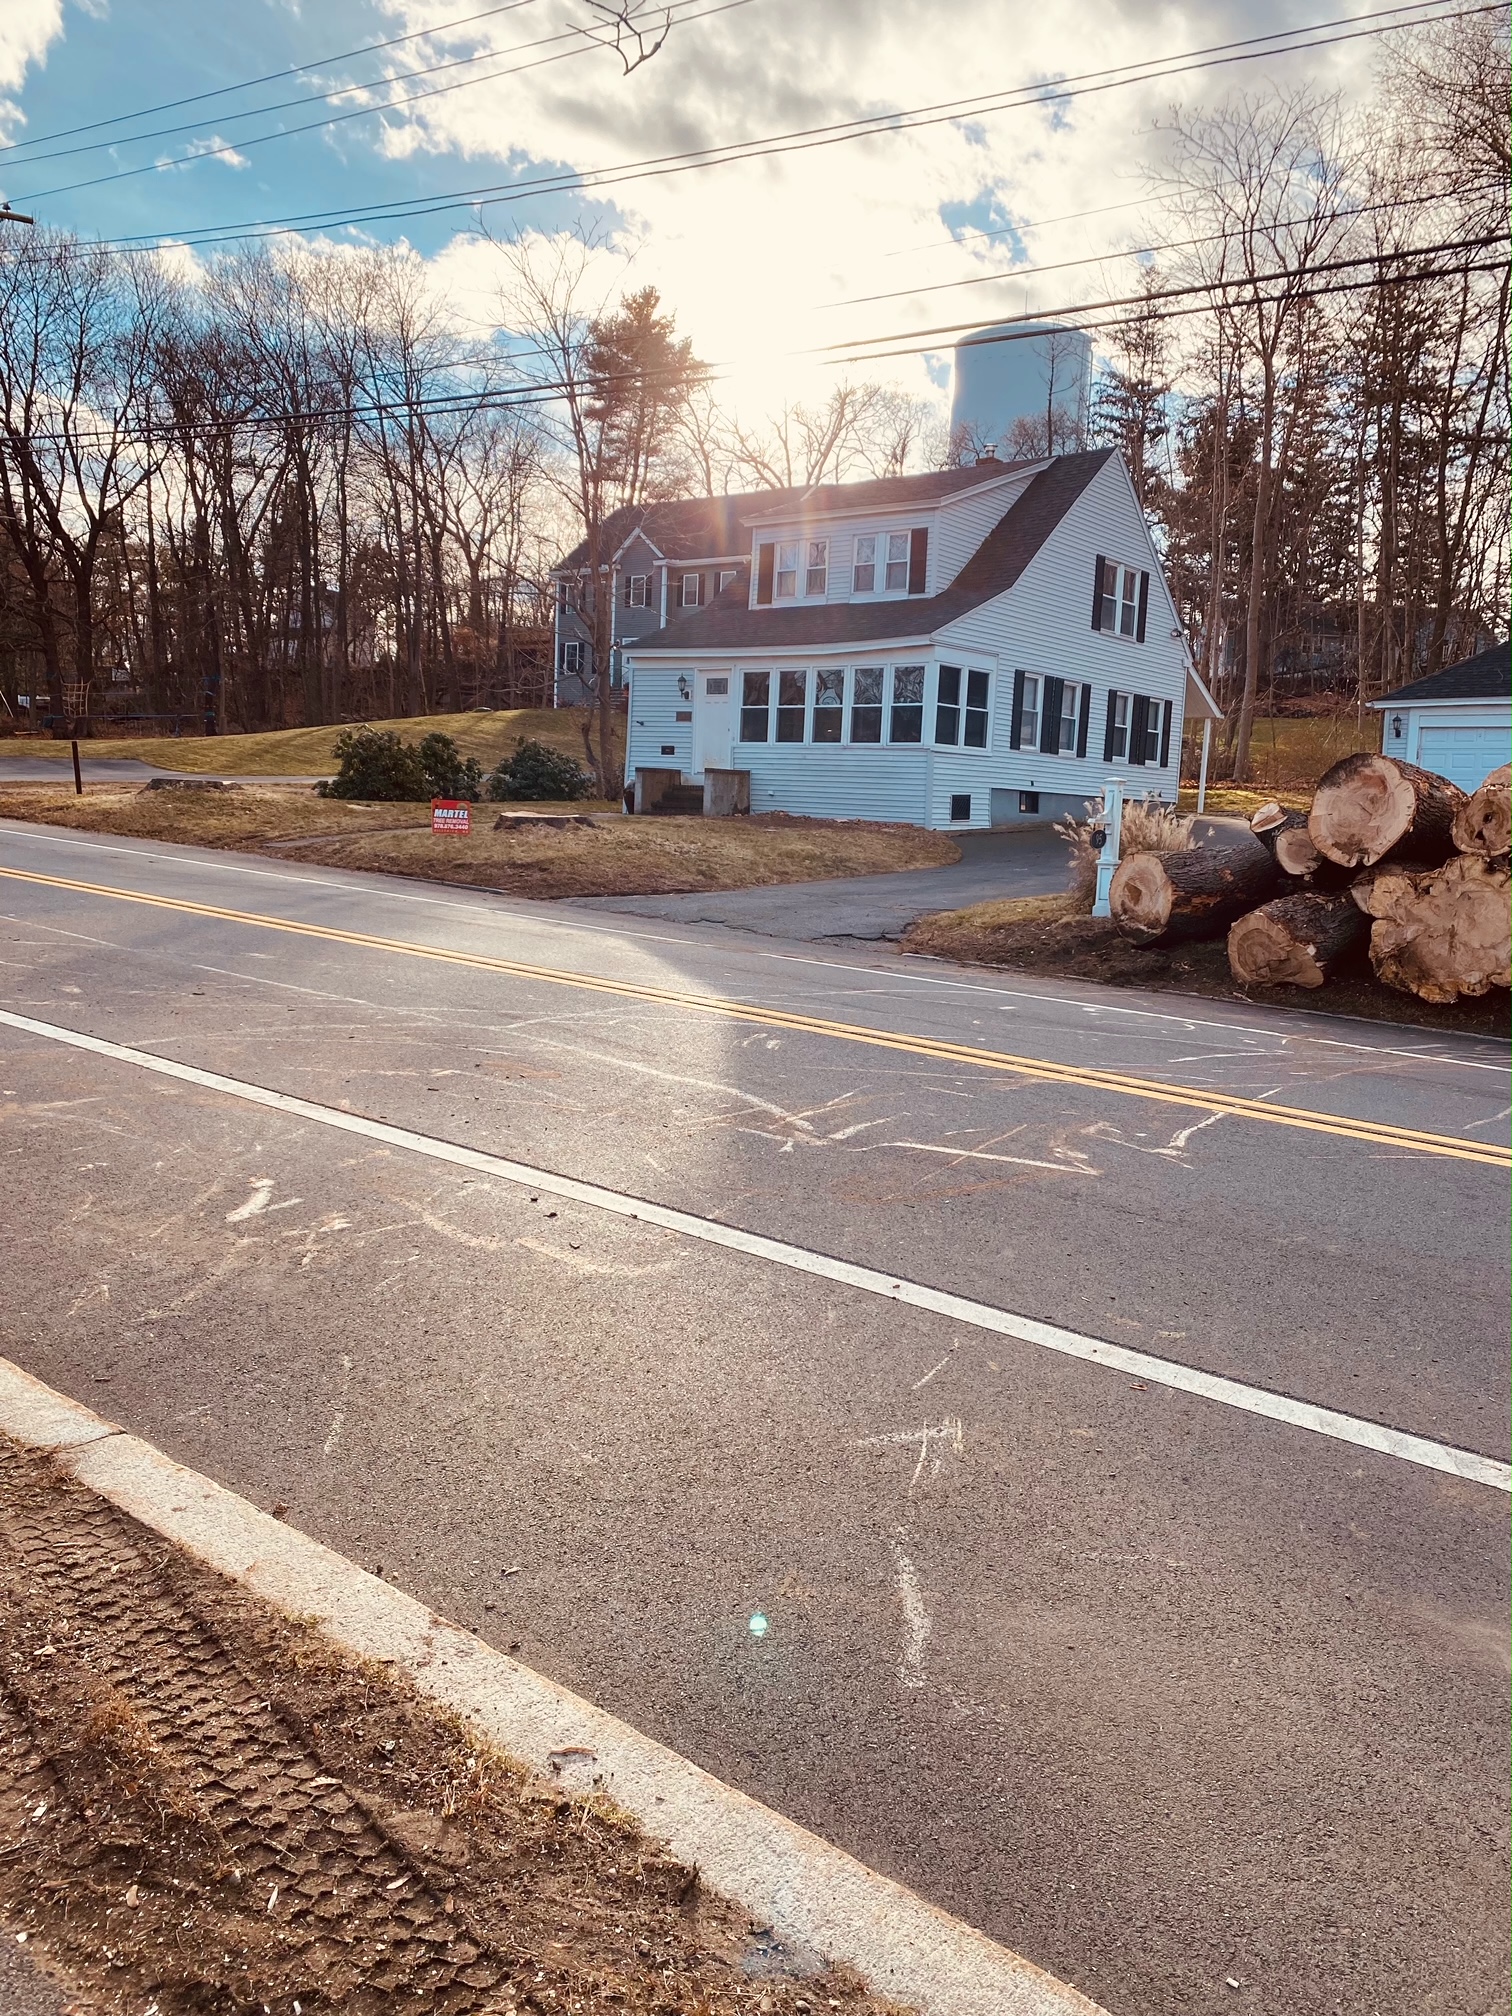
(3, 862), (1508, 1169)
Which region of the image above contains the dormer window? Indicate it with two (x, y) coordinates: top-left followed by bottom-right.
(774, 539), (827, 599)
(851, 528), (928, 597)
(680, 572), (702, 608)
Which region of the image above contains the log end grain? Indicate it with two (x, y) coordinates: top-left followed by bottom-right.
(1451, 763), (1511, 860)
(1108, 852), (1174, 943)
(1368, 854), (1511, 1003)
(1227, 889), (1367, 989)
(1308, 753), (1466, 867)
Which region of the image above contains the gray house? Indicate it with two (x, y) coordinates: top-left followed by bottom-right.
(551, 488), (807, 703)
(1371, 642), (1510, 791)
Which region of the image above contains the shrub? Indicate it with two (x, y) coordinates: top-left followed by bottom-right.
(487, 738), (595, 802)
(317, 727), (428, 801)
(1056, 794), (1195, 905)
(317, 726), (482, 801)
(416, 731), (484, 801)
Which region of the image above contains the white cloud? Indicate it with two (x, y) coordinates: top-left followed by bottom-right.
(369, 0), (1394, 425)
(0, 0), (64, 142)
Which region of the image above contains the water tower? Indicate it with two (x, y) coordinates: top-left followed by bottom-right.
(948, 321), (1092, 458)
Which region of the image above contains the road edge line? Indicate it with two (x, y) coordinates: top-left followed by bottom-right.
(0, 1357), (1105, 2016)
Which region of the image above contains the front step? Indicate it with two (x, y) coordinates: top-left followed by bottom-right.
(646, 785), (705, 816)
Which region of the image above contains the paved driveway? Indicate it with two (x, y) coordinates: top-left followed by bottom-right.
(572, 824), (1072, 940)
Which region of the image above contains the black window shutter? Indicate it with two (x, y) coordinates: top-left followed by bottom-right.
(1091, 554), (1106, 631)
(1158, 697), (1172, 767)
(1040, 675), (1064, 754)
(1102, 691), (1118, 761)
(1136, 570), (1150, 643)
(1128, 693), (1149, 766)
(908, 527), (929, 595)
(1076, 684), (1091, 758)
(755, 544), (774, 605)
(1009, 669), (1026, 750)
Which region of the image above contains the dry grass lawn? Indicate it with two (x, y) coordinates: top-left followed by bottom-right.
(0, 783), (957, 898)
(1, 707), (612, 776)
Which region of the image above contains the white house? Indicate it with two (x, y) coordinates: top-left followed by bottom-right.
(1371, 643), (1510, 791)
(617, 449), (1219, 830)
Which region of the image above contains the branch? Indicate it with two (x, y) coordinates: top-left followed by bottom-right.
(584, 0), (672, 74)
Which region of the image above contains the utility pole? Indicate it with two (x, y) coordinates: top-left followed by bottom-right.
(0, 204), (35, 227)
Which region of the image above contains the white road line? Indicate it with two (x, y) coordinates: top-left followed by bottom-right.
(3, 822), (1506, 1072)
(2, 1003), (1508, 1496)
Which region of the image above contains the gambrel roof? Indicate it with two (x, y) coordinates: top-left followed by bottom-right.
(551, 460), (1042, 574)
(628, 450), (1115, 652)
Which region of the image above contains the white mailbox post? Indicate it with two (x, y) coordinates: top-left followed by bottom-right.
(1091, 777), (1124, 918)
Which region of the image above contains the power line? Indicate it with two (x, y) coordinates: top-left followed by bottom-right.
(829, 182), (1508, 312)
(0, 0), (545, 158)
(11, 0), (745, 205)
(0, 1), (550, 172)
(73, 0), (1486, 253)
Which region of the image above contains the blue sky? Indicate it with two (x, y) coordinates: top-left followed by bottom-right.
(0, 0), (1397, 415)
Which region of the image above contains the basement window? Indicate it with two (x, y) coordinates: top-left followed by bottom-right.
(950, 793), (972, 822)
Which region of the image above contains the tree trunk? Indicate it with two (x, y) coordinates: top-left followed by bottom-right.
(1308, 753), (1467, 868)
(1227, 888), (1366, 988)
(1249, 802), (1321, 873)
(1451, 764), (1510, 860)
(1110, 843), (1283, 946)
(1357, 854), (1510, 1003)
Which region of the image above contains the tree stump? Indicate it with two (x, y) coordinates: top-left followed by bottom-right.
(1110, 844), (1283, 946)
(1227, 889), (1366, 989)
(1307, 753), (1466, 868)
(1451, 764), (1510, 860)
(1360, 854), (1511, 1003)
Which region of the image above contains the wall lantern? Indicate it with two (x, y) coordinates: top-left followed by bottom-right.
(1391, 714), (1403, 738)
(677, 675), (691, 700)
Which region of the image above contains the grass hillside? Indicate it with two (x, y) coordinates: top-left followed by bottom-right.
(1182, 715), (1378, 793)
(6, 709), (614, 777)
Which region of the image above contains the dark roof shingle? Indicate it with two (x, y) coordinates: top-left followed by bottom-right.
(627, 450), (1115, 652)
(1375, 642), (1509, 705)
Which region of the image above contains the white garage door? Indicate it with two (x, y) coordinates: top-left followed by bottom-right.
(1417, 723), (1510, 792)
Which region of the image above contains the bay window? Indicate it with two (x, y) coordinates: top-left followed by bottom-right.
(890, 665), (925, 743)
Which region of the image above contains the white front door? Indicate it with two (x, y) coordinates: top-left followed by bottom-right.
(692, 671), (734, 777)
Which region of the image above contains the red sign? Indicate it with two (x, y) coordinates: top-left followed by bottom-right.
(431, 799), (471, 835)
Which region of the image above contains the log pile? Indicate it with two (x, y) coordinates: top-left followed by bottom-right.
(1108, 750), (1509, 1005)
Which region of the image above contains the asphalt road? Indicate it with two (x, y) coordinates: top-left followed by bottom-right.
(0, 816), (1507, 2016)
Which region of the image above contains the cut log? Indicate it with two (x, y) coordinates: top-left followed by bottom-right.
(1451, 763), (1511, 860)
(1349, 861), (1422, 917)
(1227, 889), (1366, 989)
(1109, 844), (1283, 946)
(1307, 753), (1466, 868)
(1365, 854), (1510, 1003)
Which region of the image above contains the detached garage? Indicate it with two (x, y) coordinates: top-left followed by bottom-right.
(1372, 642), (1510, 791)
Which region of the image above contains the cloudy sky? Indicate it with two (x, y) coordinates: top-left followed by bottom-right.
(0, 0), (1403, 417)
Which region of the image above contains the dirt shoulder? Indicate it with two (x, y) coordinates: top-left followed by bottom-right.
(0, 785), (958, 900)
(0, 1436), (904, 2016)
(902, 893), (1511, 1038)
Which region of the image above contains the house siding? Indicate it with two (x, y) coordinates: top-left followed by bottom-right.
(1381, 699), (1510, 790)
(931, 468), (1035, 588)
(624, 451), (1188, 829)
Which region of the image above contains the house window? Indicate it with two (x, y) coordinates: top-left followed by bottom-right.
(1019, 791), (1040, 815)
(1141, 697), (1166, 763)
(950, 793), (972, 822)
(1016, 673), (1040, 748)
(805, 540), (828, 597)
(890, 664), (925, 743)
(936, 666), (962, 746)
(776, 669), (808, 741)
(718, 569), (738, 593)
(853, 535), (877, 595)
(557, 580), (573, 614)
(962, 668), (990, 748)
(560, 640), (584, 675)
(681, 572), (702, 608)
(812, 669), (844, 743)
(739, 670), (771, 742)
(884, 532), (911, 593)
(1099, 560), (1141, 638)
(627, 574), (649, 608)
(703, 676), (729, 696)
(1108, 691), (1129, 759)
(850, 666), (884, 743)
(775, 543), (800, 599)
(1057, 679), (1081, 751)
